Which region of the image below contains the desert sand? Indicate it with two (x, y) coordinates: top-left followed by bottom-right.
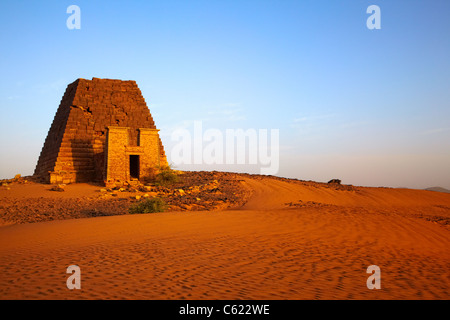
(0, 173), (449, 299)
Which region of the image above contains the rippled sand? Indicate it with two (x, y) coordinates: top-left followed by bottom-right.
(0, 176), (449, 299)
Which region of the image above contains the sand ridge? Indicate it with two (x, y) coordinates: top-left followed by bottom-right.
(0, 174), (449, 299)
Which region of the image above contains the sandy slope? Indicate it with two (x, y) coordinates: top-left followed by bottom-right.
(0, 176), (449, 299)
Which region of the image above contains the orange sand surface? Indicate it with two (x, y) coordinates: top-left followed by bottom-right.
(0, 176), (449, 299)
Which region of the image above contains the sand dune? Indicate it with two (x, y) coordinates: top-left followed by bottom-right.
(0, 175), (449, 299)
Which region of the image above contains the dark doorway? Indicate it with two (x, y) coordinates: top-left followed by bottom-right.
(130, 155), (139, 179)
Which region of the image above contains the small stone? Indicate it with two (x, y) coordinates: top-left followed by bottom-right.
(50, 184), (65, 192)
(328, 179), (341, 184)
(135, 195), (141, 200)
(100, 188), (107, 193)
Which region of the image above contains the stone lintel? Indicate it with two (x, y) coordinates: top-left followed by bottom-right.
(107, 126), (130, 132)
(138, 128), (160, 134)
(125, 146), (144, 155)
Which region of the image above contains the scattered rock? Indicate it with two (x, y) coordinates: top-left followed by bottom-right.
(50, 184), (65, 192)
(285, 200), (333, 208)
(0, 171), (252, 223)
(328, 179), (341, 184)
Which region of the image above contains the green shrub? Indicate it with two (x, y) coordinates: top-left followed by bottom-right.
(129, 197), (167, 214)
(155, 165), (180, 186)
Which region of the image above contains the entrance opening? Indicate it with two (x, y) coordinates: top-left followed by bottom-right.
(130, 155), (139, 179)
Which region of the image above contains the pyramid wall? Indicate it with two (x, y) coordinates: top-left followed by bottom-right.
(34, 78), (168, 184)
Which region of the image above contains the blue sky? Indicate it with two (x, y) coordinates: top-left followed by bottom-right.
(1, 0), (449, 188)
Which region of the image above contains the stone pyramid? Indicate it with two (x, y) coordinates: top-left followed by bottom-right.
(34, 77), (168, 184)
